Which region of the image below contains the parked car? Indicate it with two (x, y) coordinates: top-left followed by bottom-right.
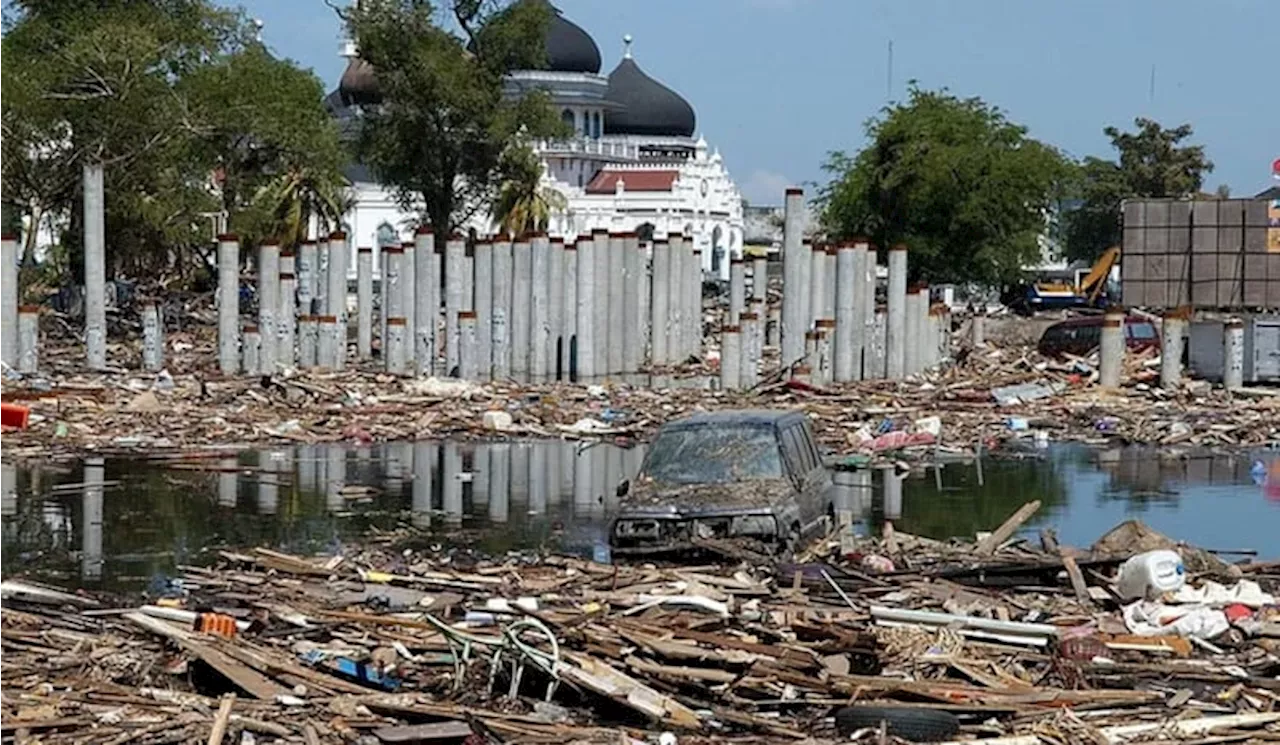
(1036, 315), (1160, 358)
(609, 410), (834, 556)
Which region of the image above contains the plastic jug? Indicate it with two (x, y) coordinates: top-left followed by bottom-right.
(1115, 549), (1185, 600)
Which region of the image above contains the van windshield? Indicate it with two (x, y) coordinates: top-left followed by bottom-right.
(644, 425), (784, 484)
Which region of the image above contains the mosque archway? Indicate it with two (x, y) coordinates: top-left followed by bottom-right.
(711, 225), (725, 275)
(636, 222), (655, 243)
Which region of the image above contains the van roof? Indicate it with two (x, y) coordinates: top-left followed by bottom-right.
(1050, 315), (1151, 328)
(665, 409), (807, 429)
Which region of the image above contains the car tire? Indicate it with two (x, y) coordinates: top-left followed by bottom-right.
(833, 706), (960, 742)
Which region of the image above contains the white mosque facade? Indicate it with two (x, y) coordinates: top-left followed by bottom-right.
(327, 3), (744, 280)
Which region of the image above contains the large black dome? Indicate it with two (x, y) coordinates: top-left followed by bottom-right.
(538, 1), (601, 74)
(338, 56), (380, 107)
(604, 56), (696, 138)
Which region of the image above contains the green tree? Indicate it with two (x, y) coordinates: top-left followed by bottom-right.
(819, 85), (1073, 286)
(343, 0), (568, 234)
(492, 145), (566, 235)
(1063, 118), (1213, 263)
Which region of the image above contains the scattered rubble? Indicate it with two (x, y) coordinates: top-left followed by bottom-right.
(2, 514), (1278, 744)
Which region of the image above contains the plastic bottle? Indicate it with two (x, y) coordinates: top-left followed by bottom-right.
(1115, 549), (1185, 600)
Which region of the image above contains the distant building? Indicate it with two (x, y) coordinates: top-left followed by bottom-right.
(326, 1), (744, 279)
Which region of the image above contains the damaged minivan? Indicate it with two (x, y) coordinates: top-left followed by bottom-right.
(610, 410), (835, 556)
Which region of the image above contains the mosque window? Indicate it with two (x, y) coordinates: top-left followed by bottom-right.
(562, 108), (575, 133)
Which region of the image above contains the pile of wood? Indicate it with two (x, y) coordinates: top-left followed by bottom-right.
(3, 512), (1278, 744)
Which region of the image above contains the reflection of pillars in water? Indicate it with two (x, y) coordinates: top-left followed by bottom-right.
(412, 441), (433, 529)
(560, 444), (575, 504)
(529, 442), (548, 515)
(384, 442), (405, 497)
(2, 459), (15, 516)
(258, 451), (279, 515)
(326, 446), (346, 513)
(572, 444), (592, 521)
(82, 457), (105, 581)
(297, 445), (316, 494)
(472, 446), (490, 509)
(590, 446), (606, 518)
(442, 441), (463, 526)
(510, 444), (530, 508)
(604, 446), (622, 513)
(546, 443), (562, 507)
(219, 458), (239, 508)
(488, 443), (510, 524)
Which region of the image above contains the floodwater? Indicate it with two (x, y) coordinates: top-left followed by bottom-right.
(2, 442), (1277, 591)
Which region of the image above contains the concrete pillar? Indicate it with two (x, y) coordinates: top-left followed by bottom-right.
(297, 241), (317, 317)
(816, 320), (835, 385)
(142, 303), (163, 371)
(243, 324), (261, 375)
(752, 256), (768, 303)
(971, 311), (986, 347)
(279, 250), (296, 368)
(1224, 318), (1245, 390)
(510, 238), (531, 382)
(740, 310), (760, 388)
(379, 246), (389, 354)
(824, 246), (838, 322)
(781, 188), (805, 365)
(1160, 309), (1187, 390)
(458, 310), (478, 380)
(799, 239), (813, 331)
(384, 246), (404, 372)
(808, 243), (825, 330)
(299, 315), (317, 367)
(1, 235), (17, 368)
(635, 235), (650, 373)
(562, 241), (578, 380)
(834, 244), (856, 383)
(530, 234), (551, 383)
(474, 240), (493, 380)
(17, 305), (39, 373)
(622, 233), (641, 375)
(926, 306), (941, 369)
(689, 249), (703, 362)
(592, 229), (610, 377)
(1099, 308), (1126, 388)
(607, 233), (625, 377)
(767, 306), (781, 347)
(314, 238), (329, 313)
(257, 242), (279, 373)
(916, 286), (931, 370)
(217, 235), (240, 375)
(904, 285), (922, 376)
(871, 307), (887, 378)
(414, 228), (436, 376)
(386, 316), (407, 375)
(862, 244), (877, 377)
(720, 325), (741, 390)
(666, 234), (684, 364)
(886, 244), (908, 379)
(650, 238), (670, 366)
(401, 241), (416, 366)
(492, 238), (513, 380)
(325, 233), (347, 369)
(357, 247), (374, 359)
(729, 257), (746, 324)
(548, 238), (565, 380)
(749, 300), (765, 381)
(83, 163), (107, 369)
(317, 316), (339, 369)
(575, 236), (596, 381)
(445, 236), (466, 378)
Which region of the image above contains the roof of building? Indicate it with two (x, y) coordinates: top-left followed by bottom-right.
(338, 56), (380, 107)
(533, 0), (601, 74)
(604, 55), (696, 138)
(585, 169), (679, 194)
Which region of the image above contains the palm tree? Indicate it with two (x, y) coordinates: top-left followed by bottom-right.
(254, 164), (353, 248)
(492, 147), (566, 236)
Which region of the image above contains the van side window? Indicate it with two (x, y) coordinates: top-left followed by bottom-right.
(783, 425), (817, 475)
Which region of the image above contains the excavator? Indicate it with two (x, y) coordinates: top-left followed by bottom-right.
(1007, 246), (1120, 315)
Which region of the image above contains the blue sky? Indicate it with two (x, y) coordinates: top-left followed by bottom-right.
(237, 0), (1278, 206)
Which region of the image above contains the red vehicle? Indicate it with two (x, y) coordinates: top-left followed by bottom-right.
(1036, 315), (1160, 358)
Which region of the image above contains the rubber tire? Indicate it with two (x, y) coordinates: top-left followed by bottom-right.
(834, 706), (960, 742)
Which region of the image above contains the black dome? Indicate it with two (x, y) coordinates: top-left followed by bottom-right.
(338, 56), (380, 107)
(604, 57), (696, 138)
(540, 2), (601, 73)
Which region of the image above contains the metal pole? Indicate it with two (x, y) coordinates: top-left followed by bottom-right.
(1160, 309), (1187, 390)
(575, 235), (596, 381)
(1, 235), (17, 368)
(530, 233), (551, 383)
(218, 234), (240, 375)
(1223, 318), (1245, 390)
(650, 238), (670, 366)
(622, 232), (641, 376)
(357, 246), (374, 359)
(607, 232), (625, 377)
(83, 163), (107, 370)
(258, 242), (279, 373)
(474, 240), (494, 380)
(17, 305), (39, 373)
(510, 237), (531, 382)
(142, 303), (163, 371)
(720, 325), (741, 390)
(414, 228), (436, 375)
(445, 236), (466, 378)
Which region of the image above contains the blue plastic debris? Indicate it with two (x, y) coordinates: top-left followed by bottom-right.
(300, 650), (400, 691)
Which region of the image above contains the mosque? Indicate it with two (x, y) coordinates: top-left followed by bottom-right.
(326, 2), (745, 280)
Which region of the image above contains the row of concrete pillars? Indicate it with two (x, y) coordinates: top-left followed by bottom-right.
(213, 229), (706, 381)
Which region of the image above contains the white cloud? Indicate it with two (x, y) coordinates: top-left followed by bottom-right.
(740, 169), (794, 206)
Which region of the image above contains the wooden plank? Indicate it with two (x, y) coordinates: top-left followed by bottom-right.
(373, 722), (474, 743)
(125, 613), (289, 701)
(1060, 552), (1093, 608)
(207, 694), (236, 745)
(975, 501), (1041, 556)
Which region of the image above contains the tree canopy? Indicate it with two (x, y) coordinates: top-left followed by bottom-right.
(1, 0), (347, 281)
(343, 0), (569, 235)
(1062, 117), (1213, 263)
(819, 86), (1074, 286)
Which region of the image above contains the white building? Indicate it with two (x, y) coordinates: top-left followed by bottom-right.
(326, 1), (745, 279)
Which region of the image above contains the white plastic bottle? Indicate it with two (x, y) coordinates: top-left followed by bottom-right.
(1115, 549), (1185, 600)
